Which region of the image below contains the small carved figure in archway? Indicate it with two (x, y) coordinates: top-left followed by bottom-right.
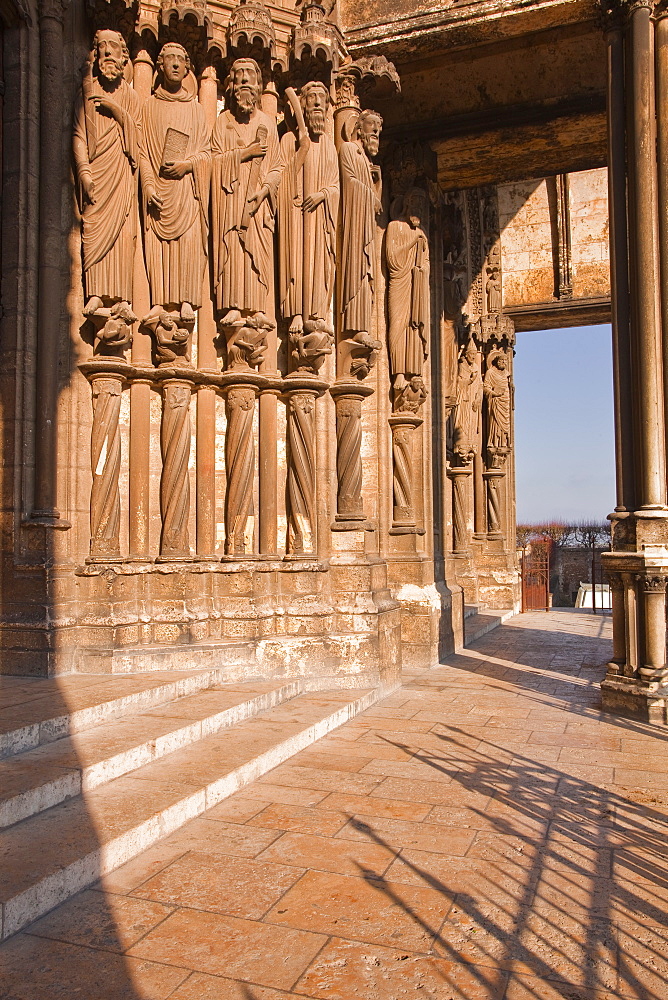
(452, 341), (482, 464)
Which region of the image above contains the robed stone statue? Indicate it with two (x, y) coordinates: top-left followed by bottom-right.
(386, 186), (430, 397)
(140, 43), (210, 323)
(452, 341), (482, 464)
(73, 30), (141, 319)
(278, 81), (339, 336)
(339, 110), (383, 349)
(484, 349), (511, 460)
(211, 57), (281, 326)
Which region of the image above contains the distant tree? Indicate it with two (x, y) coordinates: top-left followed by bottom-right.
(516, 524), (535, 549)
(534, 520), (576, 548)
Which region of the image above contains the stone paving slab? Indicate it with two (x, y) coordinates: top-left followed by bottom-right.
(3, 610), (668, 998)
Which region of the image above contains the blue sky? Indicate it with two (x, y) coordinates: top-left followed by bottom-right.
(513, 325), (615, 523)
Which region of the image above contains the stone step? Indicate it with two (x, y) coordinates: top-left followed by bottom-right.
(0, 688), (379, 941)
(0, 667), (236, 760)
(0, 680), (301, 829)
(463, 604), (479, 620)
(464, 609), (515, 646)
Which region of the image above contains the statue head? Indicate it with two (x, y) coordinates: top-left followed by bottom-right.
(157, 43), (190, 91)
(93, 29), (128, 85)
(300, 81), (329, 137)
(492, 353), (507, 371)
(409, 375), (425, 393)
(226, 58), (263, 115)
(403, 186), (427, 229)
(354, 109), (383, 159)
(464, 342), (477, 365)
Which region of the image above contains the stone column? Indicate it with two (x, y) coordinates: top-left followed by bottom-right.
(196, 65), (219, 558)
(448, 467), (472, 554)
(388, 414), (422, 530)
(484, 468), (505, 539)
(31, 0), (69, 524)
(223, 385), (257, 557)
(89, 373), (123, 561)
(128, 43), (154, 559)
(639, 574), (668, 681)
(284, 385), (319, 555)
(159, 380), (192, 559)
(330, 383), (373, 526)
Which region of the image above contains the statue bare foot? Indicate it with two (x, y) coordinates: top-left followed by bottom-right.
(289, 315), (304, 334)
(181, 302), (196, 324)
(83, 296), (104, 317)
(220, 309), (242, 327)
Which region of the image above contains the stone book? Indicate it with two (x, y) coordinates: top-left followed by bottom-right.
(161, 127), (189, 166)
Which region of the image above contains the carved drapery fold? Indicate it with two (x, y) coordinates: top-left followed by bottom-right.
(160, 380), (192, 558)
(89, 375), (123, 559)
(286, 390), (317, 554)
(224, 386), (256, 556)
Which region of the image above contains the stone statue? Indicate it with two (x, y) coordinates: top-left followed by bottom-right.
(73, 29), (141, 323)
(140, 42), (211, 324)
(484, 349), (511, 460)
(486, 267), (502, 313)
(386, 186), (430, 398)
(211, 57), (281, 327)
(143, 309), (192, 367)
(223, 314), (271, 372)
(278, 81), (339, 340)
(338, 109), (383, 375)
(290, 318), (334, 374)
(395, 374), (428, 414)
(452, 341), (482, 464)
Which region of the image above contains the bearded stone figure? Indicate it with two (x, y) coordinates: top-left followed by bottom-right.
(278, 81), (339, 342)
(452, 341), (482, 464)
(211, 58), (281, 327)
(140, 43), (211, 324)
(386, 187), (430, 399)
(484, 350), (511, 459)
(338, 109), (383, 371)
(73, 30), (141, 321)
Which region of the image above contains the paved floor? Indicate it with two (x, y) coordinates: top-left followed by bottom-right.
(3, 610), (668, 999)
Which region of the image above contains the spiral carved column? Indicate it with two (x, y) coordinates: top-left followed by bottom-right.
(286, 389), (317, 555)
(330, 384), (373, 526)
(484, 469), (505, 539)
(448, 466), (472, 553)
(160, 380), (192, 559)
(224, 386), (256, 556)
(388, 414), (422, 530)
(89, 374), (123, 560)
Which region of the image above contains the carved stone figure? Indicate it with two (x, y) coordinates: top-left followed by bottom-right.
(89, 301), (135, 359)
(338, 109), (383, 376)
(140, 43), (210, 323)
(484, 350), (511, 461)
(452, 341), (482, 464)
(143, 308), (193, 367)
(395, 375), (427, 414)
(73, 29), (141, 321)
(211, 58), (281, 326)
(223, 314), (271, 372)
(386, 187), (430, 397)
(290, 318), (334, 375)
(278, 82), (339, 337)
(486, 267), (501, 313)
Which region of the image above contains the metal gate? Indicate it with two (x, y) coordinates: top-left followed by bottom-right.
(521, 540), (550, 611)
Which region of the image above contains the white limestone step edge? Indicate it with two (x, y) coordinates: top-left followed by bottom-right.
(0, 667), (233, 760)
(463, 609), (515, 647)
(0, 681), (302, 830)
(0, 686), (387, 941)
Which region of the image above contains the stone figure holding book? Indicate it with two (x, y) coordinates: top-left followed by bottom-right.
(140, 42), (210, 323)
(211, 58), (281, 327)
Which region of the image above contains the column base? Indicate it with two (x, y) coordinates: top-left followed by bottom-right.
(601, 675), (668, 725)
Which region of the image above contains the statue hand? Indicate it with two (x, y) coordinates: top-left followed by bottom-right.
(240, 139), (267, 163)
(302, 191), (325, 213)
(80, 172), (95, 206)
(161, 160), (192, 180)
(247, 184), (269, 216)
(145, 186), (163, 212)
(89, 94), (121, 122)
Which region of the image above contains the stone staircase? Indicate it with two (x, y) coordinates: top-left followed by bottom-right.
(462, 605), (515, 647)
(0, 670), (381, 941)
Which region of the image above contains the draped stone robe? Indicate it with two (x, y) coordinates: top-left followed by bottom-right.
(278, 130), (338, 323)
(386, 218), (430, 379)
(453, 356), (483, 460)
(73, 76), (141, 303)
(339, 140), (380, 335)
(211, 108), (281, 315)
(140, 77), (210, 310)
(484, 363), (511, 452)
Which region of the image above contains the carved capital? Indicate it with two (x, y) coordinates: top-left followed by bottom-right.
(606, 571), (625, 592)
(638, 574), (668, 594)
(39, 0), (70, 24)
